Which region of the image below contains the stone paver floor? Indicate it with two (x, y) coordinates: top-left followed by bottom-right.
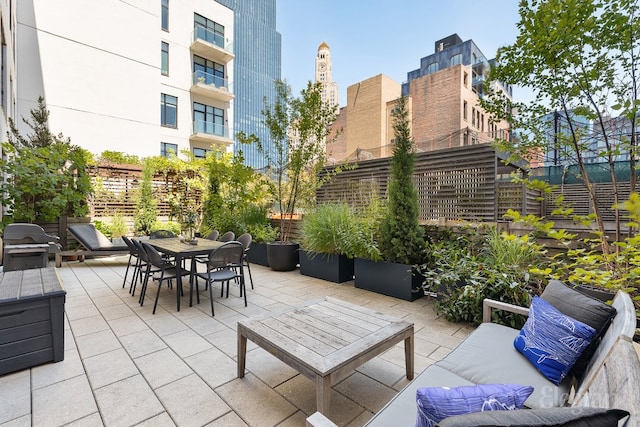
(0, 256), (473, 427)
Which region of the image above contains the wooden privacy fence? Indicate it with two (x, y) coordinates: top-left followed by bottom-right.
(318, 144), (541, 222)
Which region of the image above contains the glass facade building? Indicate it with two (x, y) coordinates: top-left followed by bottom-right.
(215, 0), (281, 169)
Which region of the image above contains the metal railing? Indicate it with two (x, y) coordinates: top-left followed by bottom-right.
(192, 70), (231, 92)
(192, 26), (234, 54)
(192, 120), (229, 138)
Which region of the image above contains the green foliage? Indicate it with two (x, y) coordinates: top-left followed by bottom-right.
(0, 97), (93, 224)
(133, 159), (157, 236)
(151, 220), (181, 235)
(419, 227), (544, 327)
(200, 147), (271, 237)
(339, 196), (387, 261)
(94, 213), (129, 239)
(301, 203), (356, 255)
(380, 96), (426, 265)
(98, 151), (141, 165)
(242, 79), (339, 242)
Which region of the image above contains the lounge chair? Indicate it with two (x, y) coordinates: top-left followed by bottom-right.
(55, 223), (129, 267)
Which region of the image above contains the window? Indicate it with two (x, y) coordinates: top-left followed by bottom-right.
(194, 55), (224, 87)
(161, 94), (177, 128)
(161, 0), (169, 31)
(463, 72), (468, 88)
(426, 62), (438, 74)
(471, 107), (476, 126)
(463, 101), (468, 121)
(450, 54), (462, 66)
(161, 142), (177, 157)
(161, 42), (169, 75)
(193, 102), (224, 136)
(193, 148), (210, 158)
(194, 13), (225, 48)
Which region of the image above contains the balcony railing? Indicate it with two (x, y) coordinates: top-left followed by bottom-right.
(192, 120), (229, 138)
(192, 26), (234, 55)
(193, 70), (230, 92)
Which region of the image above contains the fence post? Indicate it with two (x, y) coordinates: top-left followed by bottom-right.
(58, 216), (68, 249)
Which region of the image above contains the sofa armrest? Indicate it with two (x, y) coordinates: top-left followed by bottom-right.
(306, 412), (337, 427)
(482, 299), (529, 323)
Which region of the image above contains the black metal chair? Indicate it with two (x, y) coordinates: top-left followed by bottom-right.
(219, 231), (235, 242)
(236, 233), (254, 289)
(139, 242), (190, 314)
(191, 241), (246, 316)
(205, 230), (219, 241)
(121, 236), (140, 292)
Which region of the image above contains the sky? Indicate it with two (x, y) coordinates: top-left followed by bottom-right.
(275, 0), (526, 108)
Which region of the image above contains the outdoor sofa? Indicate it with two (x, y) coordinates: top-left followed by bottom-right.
(307, 281), (640, 426)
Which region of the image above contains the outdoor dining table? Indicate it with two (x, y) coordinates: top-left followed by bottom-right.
(146, 237), (224, 312)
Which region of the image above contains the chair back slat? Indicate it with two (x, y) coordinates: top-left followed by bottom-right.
(207, 241), (244, 270)
(206, 230), (220, 241)
(237, 233), (252, 251)
(132, 239), (149, 263)
(141, 242), (168, 266)
(219, 231), (235, 242)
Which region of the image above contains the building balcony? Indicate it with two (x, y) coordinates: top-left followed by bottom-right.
(190, 71), (234, 102)
(190, 27), (234, 63)
(190, 120), (233, 146)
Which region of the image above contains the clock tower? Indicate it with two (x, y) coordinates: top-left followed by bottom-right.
(315, 41), (339, 110)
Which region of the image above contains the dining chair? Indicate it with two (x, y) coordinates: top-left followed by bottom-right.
(219, 231), (235, 242)
(205, 230), (219, 241)
(149, 229), (176, 239)
(121, 236), (140, 292)
(236, 233), (254, 289)
(130, 238), (156, 297)
(191, 241), (246, 316)
(140, 242), (190, 314)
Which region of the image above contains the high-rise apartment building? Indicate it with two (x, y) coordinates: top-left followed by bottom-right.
(315, 42), (338, 110)
(15, 0), (235, 159)
(214, 0), (281, 169)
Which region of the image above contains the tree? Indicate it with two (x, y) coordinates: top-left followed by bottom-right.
(380, 96), (425, 264)
(482, 0), (640, 253)
(238, 80), (338, 242)
(133, 159), (157, 235)
(1, 97), (92, 224)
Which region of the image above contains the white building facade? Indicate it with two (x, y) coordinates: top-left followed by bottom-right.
(15, 0), (235, 159)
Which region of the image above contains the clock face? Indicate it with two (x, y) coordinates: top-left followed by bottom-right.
(319, 62), (327, 71)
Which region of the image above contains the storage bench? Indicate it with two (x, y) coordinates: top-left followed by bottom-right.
(0, 268), (66, 375)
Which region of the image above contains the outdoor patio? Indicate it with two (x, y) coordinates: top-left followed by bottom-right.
(0, 256), (473, 427)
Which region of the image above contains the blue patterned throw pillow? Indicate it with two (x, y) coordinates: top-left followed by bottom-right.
(514, 296), (596, 386)
(415, 383), (534, 427)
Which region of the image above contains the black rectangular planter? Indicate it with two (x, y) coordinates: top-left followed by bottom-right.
(247, 242), (269, 267)
(354, 258), (424, 301)
(299, 250), (354, 283)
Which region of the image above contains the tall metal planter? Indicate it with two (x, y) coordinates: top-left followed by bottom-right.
(299, 250), (354, 283)
(354, 258), (424, 301)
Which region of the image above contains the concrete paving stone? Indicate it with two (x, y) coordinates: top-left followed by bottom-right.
(64, 412), (103, 426)
(75, 328), (122, 359)
(69, 314), (110, 337)
(181, 313), (229, 336)
(98, 303), (136, 321)
(31, 347), (85, 390)
(356, 356), (407, 387)
(93, 374), (164, 426)
(413, 335), (442, 359)
(135, 412), (177, 427)
(270, 293), (306, 306)
(184, 347), (238, 389)
(274, 374), (364, 425)
(216, 374), (297, 427)
(32, 375), (98, 426)
(155, 374), (231, 426)
(144, 313), (189, 336)
(0, 370), (30, 424)
(216, 313), (249, 330)
(0, 414), (30, 427)
(334, 372), (399, 413)
(163, 328), (213, 358)
(84, 348), (140, 389)
(346, 410), (376, 427)
(108, 314), (150, 337)
(429, 345), (455, 361)
(203, 327), (239, 358)
(65, 303), (101, 321)
(275, 411), (309, 427)
(119, 328), (168, 358)
(204, 411), (249, 427)
(244, 347), (299, 388)
(90, 294), (124, 308)
(65, 294), (93, 308)
(135, 347), (193, 389)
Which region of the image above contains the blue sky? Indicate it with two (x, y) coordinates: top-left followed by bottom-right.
(276, 0), (525, 107)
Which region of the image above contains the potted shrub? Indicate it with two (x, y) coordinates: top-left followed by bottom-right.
(239, 80), (338, 271)
(299, 202), (355, 283)
(352, 96), (427, 301)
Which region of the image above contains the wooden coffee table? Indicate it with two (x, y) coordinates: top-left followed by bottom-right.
(237, 297), (414, 415)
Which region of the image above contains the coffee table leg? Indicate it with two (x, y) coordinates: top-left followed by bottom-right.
(404, 333), (414, 380)
(237, 331), (247, 378)
(316, 375), (331, 415)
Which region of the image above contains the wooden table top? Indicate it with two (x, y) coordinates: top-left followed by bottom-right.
(0, 268), (65, 301)
(238, 297), (413, 376)
(145, 237), (224, 256)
